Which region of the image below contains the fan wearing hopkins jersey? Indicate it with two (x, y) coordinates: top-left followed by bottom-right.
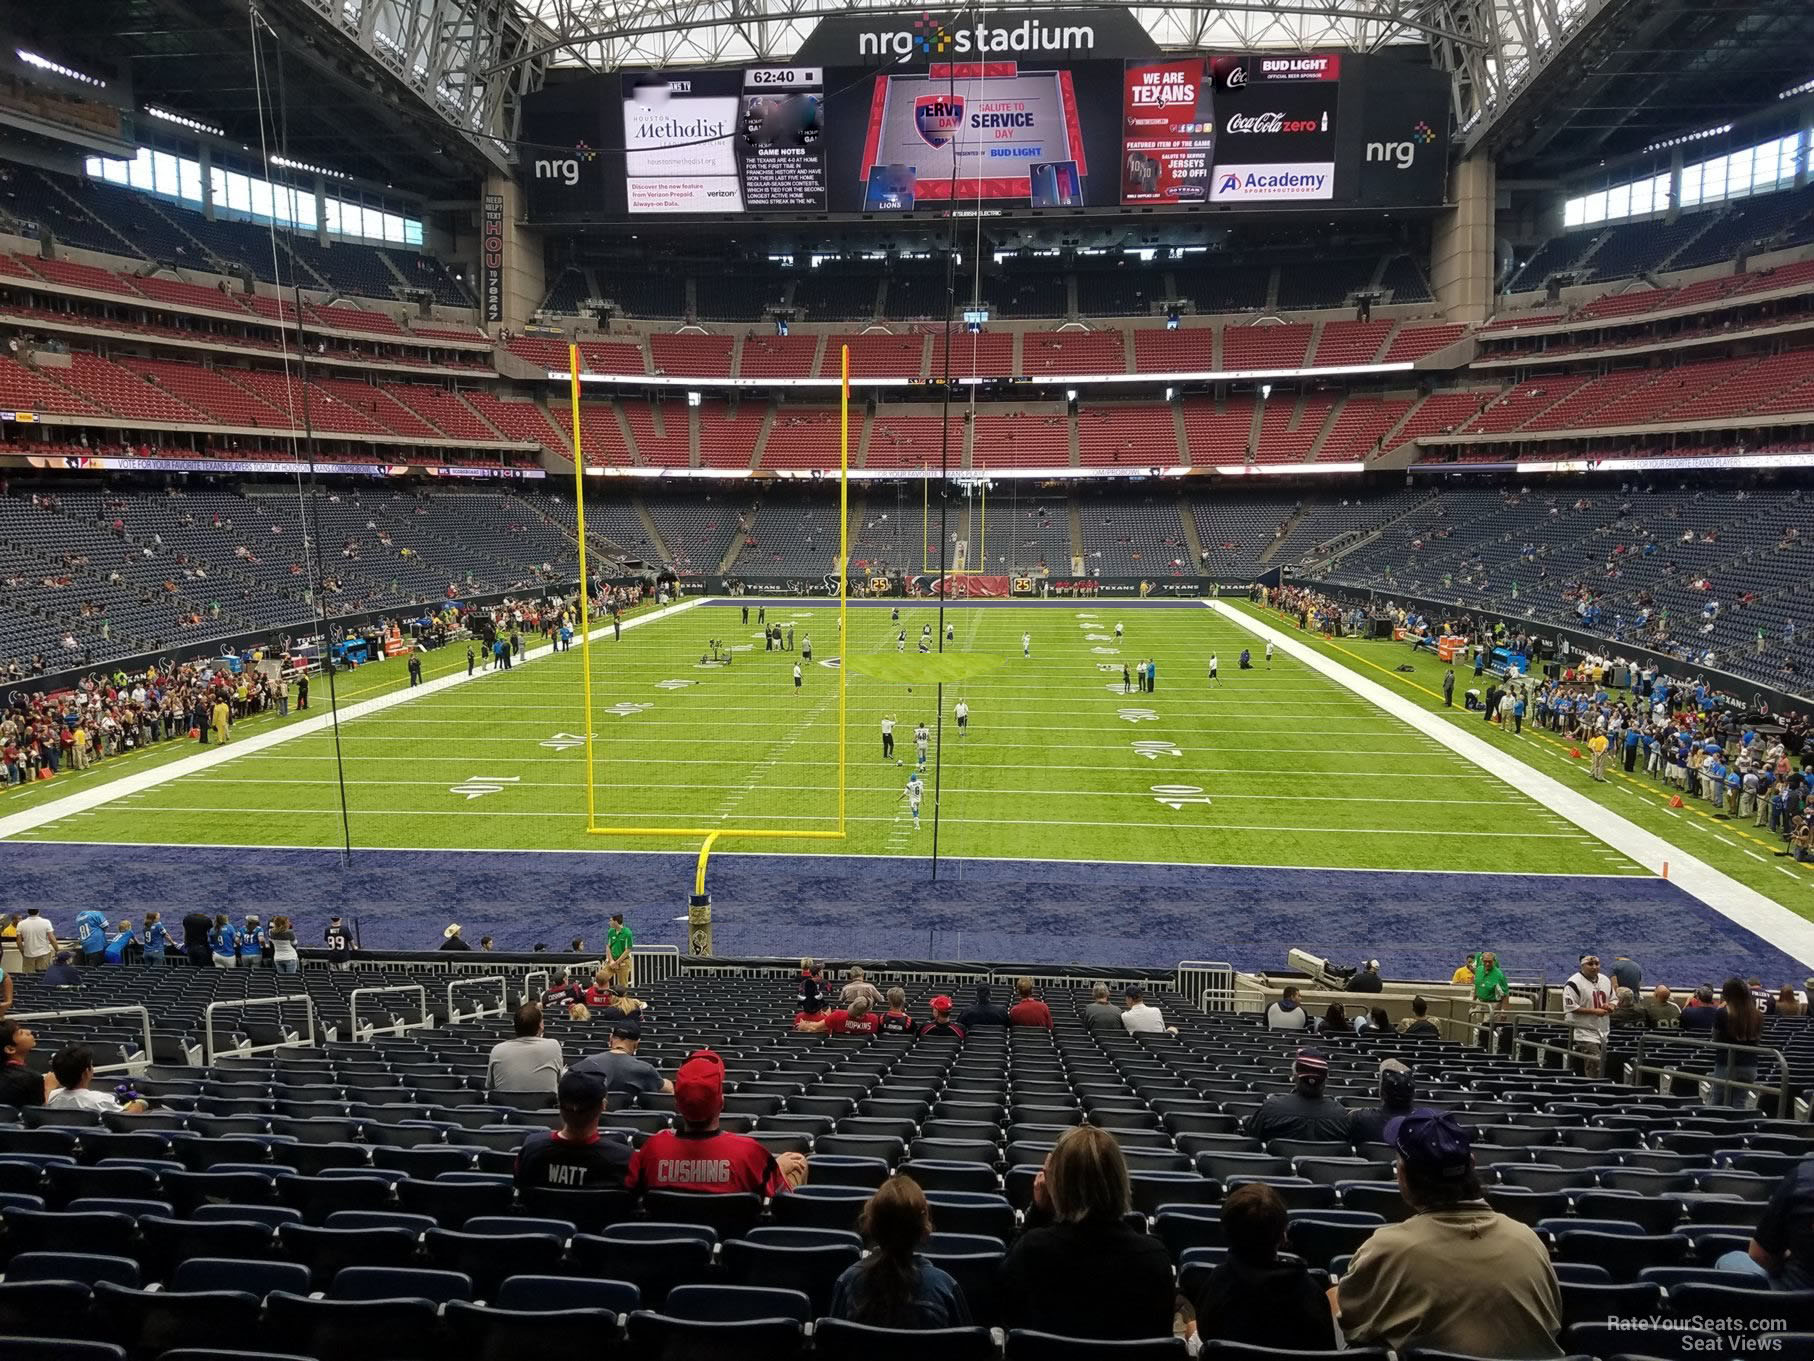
(513, 1069), (632, 1192)
(628, 1049), (809, 1196)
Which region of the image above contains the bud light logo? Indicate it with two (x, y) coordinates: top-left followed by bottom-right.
(914, 94), (965, 149)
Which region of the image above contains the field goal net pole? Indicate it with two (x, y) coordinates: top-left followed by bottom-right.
(572, 346), (850, 953)
(922, 470), (985, 578)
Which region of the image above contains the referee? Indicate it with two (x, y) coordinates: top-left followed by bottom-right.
(881, 715), (895, 761)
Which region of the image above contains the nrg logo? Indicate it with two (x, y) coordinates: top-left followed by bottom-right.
(533, 141), (597, 187)
(1365, 120), (1438, 170)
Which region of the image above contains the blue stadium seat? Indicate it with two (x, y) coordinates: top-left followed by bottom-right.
(494, 1275), (639, 1314)
(517, 1186), (633, 1232)
(1012, 1331), (1191, 1359)
(262, 1292), (440, 1361)
(5, 1253), (140, 1288)
(814, 1318), (998, 1360)
(170, 1258), (311, 1297)
(1559, 1279), (1663, 1328)
(769, 1184), (867, 1230)
(91, 1283), (263, 1358)
(330, 1266), (473, 1304)
(625, 1312), (804, 1361)
(722, 1239), (859, 1314)
(664, 1284), (814, 1323)
(424, 1224), (565, 1295)
(275, 1225), (421, 1291)
(440, 1302), (623, 1358)
(643, 1189), (763, 1238)
(0, 1341), (126, 1361)
(568, 1229), (714, 1306)
(394, 1178), (513, 1228)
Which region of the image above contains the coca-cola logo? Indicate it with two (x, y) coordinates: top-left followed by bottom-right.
(1224, 111), (1324, 134)
(1225, 66), (1246, 90)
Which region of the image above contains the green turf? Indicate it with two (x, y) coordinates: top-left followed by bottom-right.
(8, 599), (1651, 877)
(1231, 599), (1814, 919)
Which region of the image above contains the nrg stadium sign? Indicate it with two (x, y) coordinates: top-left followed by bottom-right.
(796, 7), (1159, 64)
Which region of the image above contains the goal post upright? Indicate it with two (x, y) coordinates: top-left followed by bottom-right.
(838, 341), (849, 836)
(569, 342), (598, 832)
(576, 345), (849, 848)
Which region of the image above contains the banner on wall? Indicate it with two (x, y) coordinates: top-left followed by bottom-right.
(480, 193), (505, 325)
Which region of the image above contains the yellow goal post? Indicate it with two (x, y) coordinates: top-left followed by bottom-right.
(567, 340), (850, 845)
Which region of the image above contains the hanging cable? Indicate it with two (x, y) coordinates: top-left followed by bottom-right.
(247, 5), (357, 881)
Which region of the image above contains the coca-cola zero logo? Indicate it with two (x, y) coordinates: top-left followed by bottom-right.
(1224, 111), (1325, 135)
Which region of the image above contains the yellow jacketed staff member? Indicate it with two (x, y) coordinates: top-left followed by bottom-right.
(211, 696), (231, 746)
(1587, 731), (1609, 782)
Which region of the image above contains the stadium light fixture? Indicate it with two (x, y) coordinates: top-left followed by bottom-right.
(1781, 77), (1814, 100)
(1642, 123), (1732, 154)
(271, 153), (351, 181)
(686, 390), (701, 407)
(146, 105), (225, 138)
(16, 48), (105, 88)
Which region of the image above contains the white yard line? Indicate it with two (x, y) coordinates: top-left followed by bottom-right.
(0, 598), (703, 842)
(16, 836), (1646, 878)
(1210, 601), (1814, 967)
(19, 803), (1589, 838)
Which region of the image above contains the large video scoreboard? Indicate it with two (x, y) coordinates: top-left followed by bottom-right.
(522, 8), (1449, 223)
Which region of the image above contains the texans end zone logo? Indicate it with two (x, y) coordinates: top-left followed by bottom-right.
(914, 94), (965, 149)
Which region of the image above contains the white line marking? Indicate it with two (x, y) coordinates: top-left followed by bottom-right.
(0, 597), (704, 842)
(1211, 601), (1814, 968)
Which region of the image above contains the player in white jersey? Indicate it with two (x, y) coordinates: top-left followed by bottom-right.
(792, 663), (803, 690)
(1114, 621), (1123, 640)
(914, 722), (930, 770)
(954, 699), (969, 736)
(1208, 653), (1219, 684)
(881, 715), (896, 762)
(945, 621), (955, 642)
(897, 629), (907, 652)
(1265, 640), (1274, 668)
(901, 771), (924, 829)
(1022, 632), (1031, 657)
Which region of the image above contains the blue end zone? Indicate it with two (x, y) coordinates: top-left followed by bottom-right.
(4, 842), (1802, 983)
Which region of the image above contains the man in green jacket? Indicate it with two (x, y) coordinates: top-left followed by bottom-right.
(605, 913), (633, 989)
(1471, 951), (1510, 1013)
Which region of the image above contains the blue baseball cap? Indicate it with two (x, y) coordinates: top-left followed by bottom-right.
(1384, 1109), (1474, 1177)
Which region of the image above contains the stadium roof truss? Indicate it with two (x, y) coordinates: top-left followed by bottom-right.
(297, 0), (552, 166)
(498, 0), (1603, 156)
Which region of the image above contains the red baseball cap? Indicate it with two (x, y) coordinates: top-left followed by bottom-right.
(674, 1048), (726, 1124)
(929, 995), (952, 1012)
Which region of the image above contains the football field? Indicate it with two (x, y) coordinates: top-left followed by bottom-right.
(5, 599), (1644, 876)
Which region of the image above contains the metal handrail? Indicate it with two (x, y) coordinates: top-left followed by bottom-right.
(521, 971), (551, 1004)
(348, 984), (429, 1041)
(203, 994), (317, 1064)
(1634, 1031), (1793, 1119)
(448, 975), (510, 1023)
(10, 1006), (153, 1076)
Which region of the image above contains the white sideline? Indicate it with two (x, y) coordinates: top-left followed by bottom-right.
(1209, 601), (1814, 968)
(0, 597), (703, 843)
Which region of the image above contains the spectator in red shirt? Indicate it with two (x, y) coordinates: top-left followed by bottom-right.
(794, 994), (828, 1031)
(628, 1049), (809, 1195)
(920, 995), (966, 1040)
(1008, 976), (1053, 1030)
(879, 987), (918, 1035)
(798, 995), (880, 1037)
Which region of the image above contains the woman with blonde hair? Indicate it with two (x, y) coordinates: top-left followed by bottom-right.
(998, 1124), (1175, 1338)
(827, 1175), (969, 1327)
